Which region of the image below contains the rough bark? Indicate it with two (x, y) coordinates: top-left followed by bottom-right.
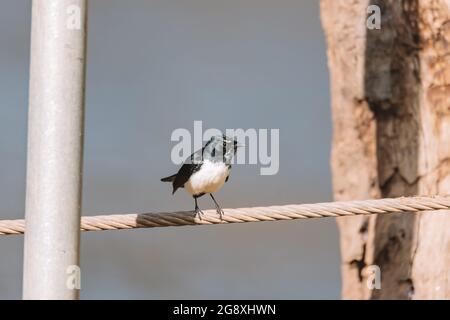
(321, 0), (450, 299)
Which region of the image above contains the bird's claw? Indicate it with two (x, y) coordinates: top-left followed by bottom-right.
(215, 206), (225, 220)
(195, 207), (205, 220)
(217, 209), (224, 220)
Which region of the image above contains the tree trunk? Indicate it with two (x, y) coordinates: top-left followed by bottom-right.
(321, 0), (450, 299)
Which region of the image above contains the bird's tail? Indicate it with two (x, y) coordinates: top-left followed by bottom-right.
(160, 174), (177, 182)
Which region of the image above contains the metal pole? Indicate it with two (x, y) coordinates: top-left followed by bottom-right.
(23, 0), (88, 300)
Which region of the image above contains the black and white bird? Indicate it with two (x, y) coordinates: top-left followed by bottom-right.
(161, 135), (240, 219)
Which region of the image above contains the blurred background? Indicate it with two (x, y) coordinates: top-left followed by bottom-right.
(0, 0), (339, 299)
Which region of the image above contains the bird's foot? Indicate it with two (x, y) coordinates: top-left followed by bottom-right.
(209, 194), (225, 220)
(215, 206), (225, 220)
(195, 207), (205, 220)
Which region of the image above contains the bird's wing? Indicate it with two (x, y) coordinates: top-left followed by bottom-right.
(225, 164), (231, 182)
(172, 148), (204, 194)
(172, 163), (200, 194)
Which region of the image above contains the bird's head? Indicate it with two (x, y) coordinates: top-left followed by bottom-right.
(204, 135), (242, 163)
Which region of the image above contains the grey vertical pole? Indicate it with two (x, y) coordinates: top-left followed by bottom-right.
(23, 0), (88, 300)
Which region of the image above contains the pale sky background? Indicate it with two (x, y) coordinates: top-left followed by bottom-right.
(0, 0), (339, 299)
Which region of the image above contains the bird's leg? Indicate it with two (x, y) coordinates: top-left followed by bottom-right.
(194, 196), (204, 220)
(210, 194), (225, 220)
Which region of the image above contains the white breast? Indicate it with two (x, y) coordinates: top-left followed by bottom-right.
(184, 160), (230, 196)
